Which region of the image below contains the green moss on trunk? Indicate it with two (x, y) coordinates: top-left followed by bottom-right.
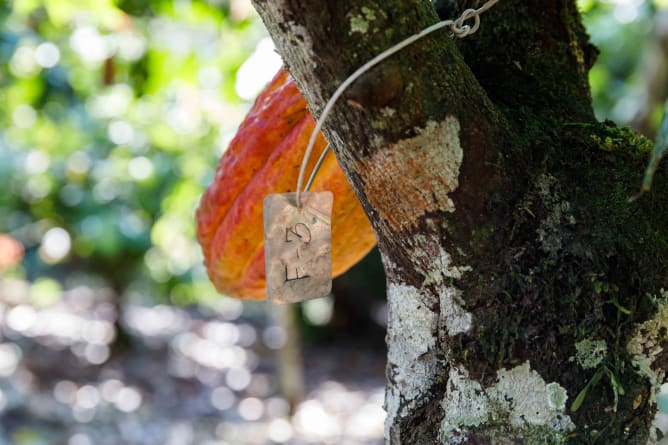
(438, 3), (668, 444)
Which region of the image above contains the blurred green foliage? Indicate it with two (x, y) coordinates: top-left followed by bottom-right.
(0, 0), (273, 305)
(582, 0), (666, 133)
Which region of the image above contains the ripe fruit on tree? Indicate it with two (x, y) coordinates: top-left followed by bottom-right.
(196, 68), (377, 299)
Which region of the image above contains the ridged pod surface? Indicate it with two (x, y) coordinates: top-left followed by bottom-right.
(196, 68), (377, 299)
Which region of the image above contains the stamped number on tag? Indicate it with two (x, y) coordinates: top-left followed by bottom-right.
(263, 191), (333, 304)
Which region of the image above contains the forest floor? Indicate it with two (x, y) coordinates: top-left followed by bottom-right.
(0, 283), (386, 445)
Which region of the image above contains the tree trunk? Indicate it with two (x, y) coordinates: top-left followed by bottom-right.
(251, 0), (668, 443)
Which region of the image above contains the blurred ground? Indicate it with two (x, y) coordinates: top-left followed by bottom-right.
(3, 278), (668, 444)
(0, 280), (386, 445)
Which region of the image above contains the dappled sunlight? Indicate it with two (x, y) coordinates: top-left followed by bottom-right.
(0, 280), (386, 444)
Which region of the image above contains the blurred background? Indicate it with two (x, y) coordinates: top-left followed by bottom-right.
(0, 0), (667, 444)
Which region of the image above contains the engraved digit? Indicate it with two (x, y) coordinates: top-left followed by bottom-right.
(295, 223), (311, 243)
(285, 222), (311, 243)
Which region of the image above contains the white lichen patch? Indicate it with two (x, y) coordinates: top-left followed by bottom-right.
(433, 251), (472, 337)
(531, 173), (576, 255)
(399, 237), (473, 336)
(575, 338), (608, 370)
(546, 382), (568, 410)
(408, 235), (472, 283)
(490, 363), (574, 430)
(386, 284), (438, 384)
(440, 367), (489, 436)
(359, 116), (463, 231)
(382, 231), (473, 437)
(439, 362), (575, 442)
(627, 297), (668, 387)
(441, 287), (472, 336)
(384, 282), (441, 439)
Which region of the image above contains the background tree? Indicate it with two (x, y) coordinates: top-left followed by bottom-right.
(252, 0), (668, 443)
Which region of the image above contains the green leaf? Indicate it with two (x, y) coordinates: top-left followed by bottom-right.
(640, 101), (668, 193)
(571, 383), (590, 413)
(571, 368), (604, 412)
(609, 297), (632, 315)
(606, 368), (625, 396)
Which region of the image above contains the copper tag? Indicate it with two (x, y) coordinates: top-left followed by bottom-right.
(263, 192), (333, 304)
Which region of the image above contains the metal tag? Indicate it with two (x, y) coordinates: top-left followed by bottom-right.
(263, 192), (333, 304)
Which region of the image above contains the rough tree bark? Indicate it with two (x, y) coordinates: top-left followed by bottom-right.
(251, 0), (668, 443)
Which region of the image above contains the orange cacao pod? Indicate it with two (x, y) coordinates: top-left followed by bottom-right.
(196, 68), (377, 299)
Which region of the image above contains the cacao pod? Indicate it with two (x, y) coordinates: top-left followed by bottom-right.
(196, 68), (377, 299)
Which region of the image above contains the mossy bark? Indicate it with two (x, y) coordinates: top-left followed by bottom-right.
(252, 0), (668, 443)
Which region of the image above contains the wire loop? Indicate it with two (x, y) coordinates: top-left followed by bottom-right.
(453, 9), (480, 37)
